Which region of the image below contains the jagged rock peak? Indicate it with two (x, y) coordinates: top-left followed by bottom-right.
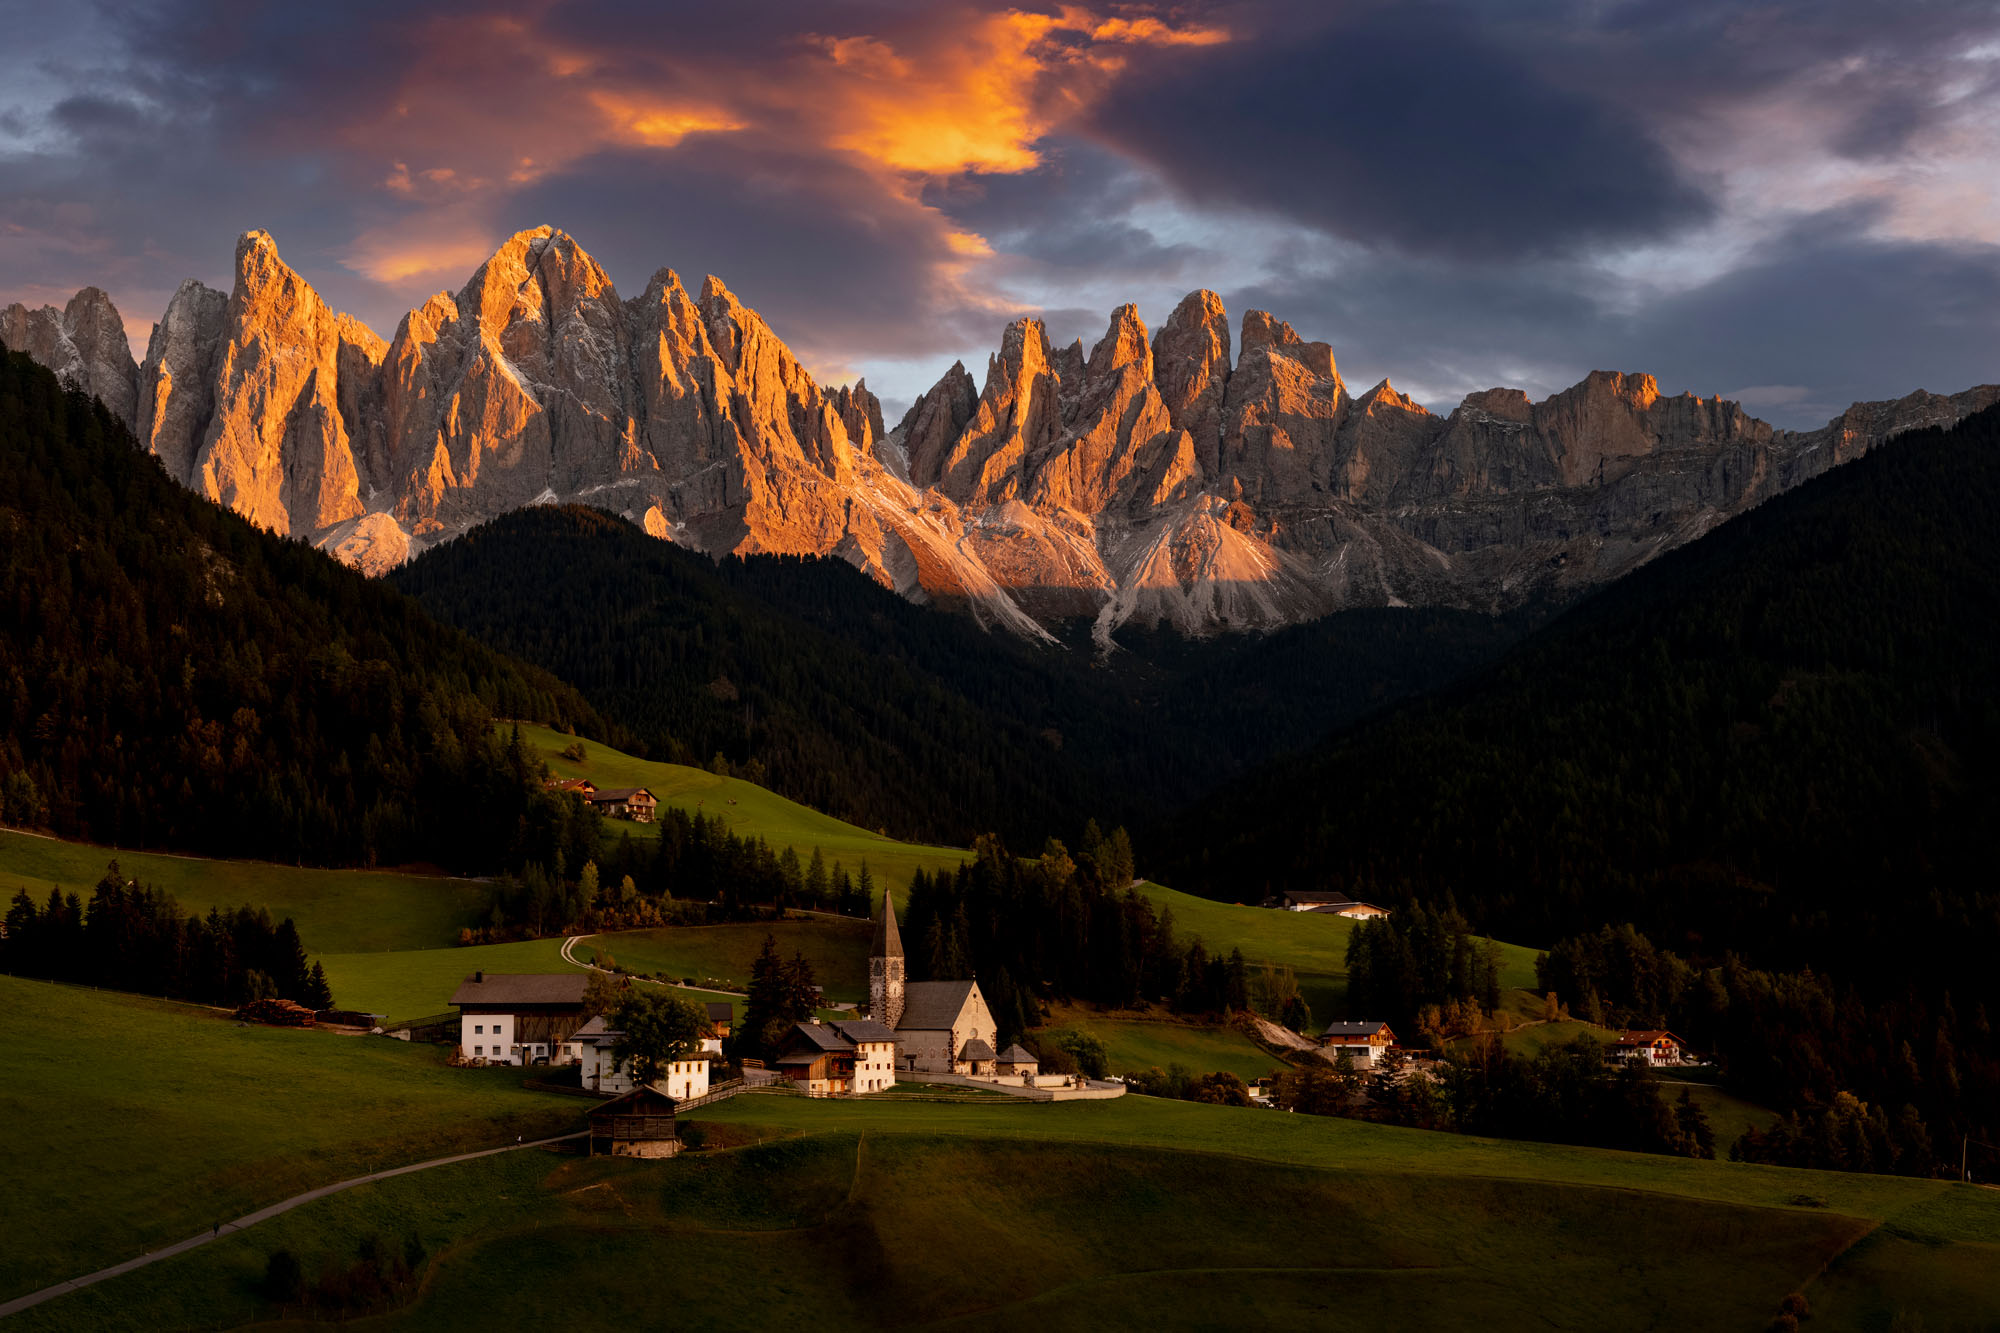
(3, 286), (139, 430)
(1152, 289), (1232, 469)
(1086, 304), (1152, 383)
(1240, 309), (1338, 381)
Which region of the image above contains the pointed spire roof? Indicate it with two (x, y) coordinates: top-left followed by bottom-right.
(874, 889), (904, 960)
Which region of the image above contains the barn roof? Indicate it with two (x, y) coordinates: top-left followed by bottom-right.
(897, 980), (978, 1032)
(786, 1021), (853, 1053)
(450, 973), (589, 1008)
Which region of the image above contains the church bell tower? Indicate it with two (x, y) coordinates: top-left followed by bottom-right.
(870, 889), (906, 1029)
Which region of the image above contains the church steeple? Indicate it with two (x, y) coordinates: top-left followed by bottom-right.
(871, 890), (906, 1028)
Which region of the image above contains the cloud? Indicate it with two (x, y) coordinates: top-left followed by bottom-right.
(1085, 1), (1715, 262)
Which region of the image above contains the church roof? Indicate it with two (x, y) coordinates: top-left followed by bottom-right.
(997, 1044), (1037, 1064)
(959, 1037), (997, 1062)
(874, 890), (904, 960)
(896, 980), (978, 1031)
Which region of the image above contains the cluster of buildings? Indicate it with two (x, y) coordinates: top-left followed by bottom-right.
(545, 776), (659, 823)
(1312, 1018), (1693, 1071)
(449, 893), (1082, 1158)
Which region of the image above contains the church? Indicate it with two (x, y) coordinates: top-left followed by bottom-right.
(869, 890), (1001, 1075)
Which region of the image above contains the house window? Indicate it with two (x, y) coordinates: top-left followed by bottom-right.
(474, 1024), (484, 1034)
(474, 1045), (483, 1055)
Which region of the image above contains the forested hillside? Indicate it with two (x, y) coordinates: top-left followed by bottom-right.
(393, 506), (1525, 847)
(1160, 403), (2000, 1168)
(0, 347), (602, 869)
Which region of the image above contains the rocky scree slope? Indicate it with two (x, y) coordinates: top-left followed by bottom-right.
(9, 226), (1995, 639)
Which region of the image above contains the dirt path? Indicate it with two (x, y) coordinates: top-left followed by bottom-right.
(0, 1132), (585, 1322)
(558, 933), (748, 999)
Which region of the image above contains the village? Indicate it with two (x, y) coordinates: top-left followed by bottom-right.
(443, 886), (1697, 1156)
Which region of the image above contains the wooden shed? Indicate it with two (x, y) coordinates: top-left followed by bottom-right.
(586, 1084), (681, 1159)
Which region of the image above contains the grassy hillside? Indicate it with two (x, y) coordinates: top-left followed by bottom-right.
(0, 977), (581, 1303)
(514, 721), (973, 892)
(1040, 1006), (1283, 1083)
(0, 830), (489, 955)
(1137, 880), (1541, 1020)
(15, 1094), (1996, 1331)
(577, 919), (870, 1002)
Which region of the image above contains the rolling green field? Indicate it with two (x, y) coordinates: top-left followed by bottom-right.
(580, 918), (872, 1002)
(0, 829), (488, 955)
(0, 976), (582, 1305)
(318, 938), (742, 1026)
(1136, 879), (1542, 1022)
(1040, 1006), (1283, 1084)
(14, 1092), (1997, 1331)
(512, 722), (974, 891)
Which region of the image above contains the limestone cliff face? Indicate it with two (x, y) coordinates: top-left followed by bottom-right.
(2, 288), (139, 430)
(14, 227), (1999, 639)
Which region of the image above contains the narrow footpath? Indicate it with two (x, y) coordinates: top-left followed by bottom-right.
(0, 1132), (585, 1321)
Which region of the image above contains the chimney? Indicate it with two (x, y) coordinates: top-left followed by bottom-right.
(475, 970), (484, 983)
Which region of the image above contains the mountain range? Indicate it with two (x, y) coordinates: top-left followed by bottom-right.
(6, 226), (1996, 638)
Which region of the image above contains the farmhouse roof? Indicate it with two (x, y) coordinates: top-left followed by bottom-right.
(588, 786), (653, 802)
(450, 973), (590, 1008)
(704, 1002), (735, 1023)
(959, 1037), (997, 1062)
(1285, 891), (1357, 905)
(788, 1021), (854, 1053)
(873, 889), (905, 960)
(1321, 1021), (1393, 1038)
(831, 1018), (899, 1044)
(897, 980), (977, 1032)
(572, 1014), (620, 1046)
(1614, 1030), (1682, 1047)
(1306, 901), (1386, 914)
(997, 1044), (1036, 1064)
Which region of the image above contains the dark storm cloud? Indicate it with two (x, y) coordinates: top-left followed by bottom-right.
(1086, 1), (1715, 262)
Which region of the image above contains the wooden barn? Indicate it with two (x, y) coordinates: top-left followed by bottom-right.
(586, 1084), (681, 1158)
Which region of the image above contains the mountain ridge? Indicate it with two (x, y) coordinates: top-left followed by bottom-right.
(6, 225), (1995, 637)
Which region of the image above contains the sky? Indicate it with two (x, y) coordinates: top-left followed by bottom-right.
(2, 0), (1998, 428)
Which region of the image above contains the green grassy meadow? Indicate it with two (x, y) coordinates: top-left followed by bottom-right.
(0, 976), (583, 1304)
(0, 829), (489, 954)
(14, 1092), (1998, 1331)
(580, 918), (871, 1001)
(511, 722), (974, 892)
(1136, 880), (1542, 1022)
(1040, 1006), (1282, 1084)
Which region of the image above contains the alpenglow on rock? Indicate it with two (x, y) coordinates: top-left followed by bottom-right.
(12, 227), (1999, 631)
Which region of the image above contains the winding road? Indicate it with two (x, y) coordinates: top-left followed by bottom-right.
(0, 1132), (585, 1322)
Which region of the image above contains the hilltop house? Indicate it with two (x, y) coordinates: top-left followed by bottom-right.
(1276, 891), (1391, 918)
(450, 972), (589, 1065)
(586, 786), (658, 822)
(545, 777), (597, 797)
(1611, 1031), (1689, 1067)
(775, 1017), (900, 1096)
(701, 1001), (733, 1054)
(573, 1013), (714, 1098)
(585, 1084), (681, 1158)
(1320, 1020), (1398, 1068)
(869, 892), (1002, 1074)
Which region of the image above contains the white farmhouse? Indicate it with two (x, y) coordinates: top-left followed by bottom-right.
(450, 972), (589, 1065)
(573, 1014), (714, 1099)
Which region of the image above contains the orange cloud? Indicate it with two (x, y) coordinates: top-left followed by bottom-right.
(590, 93), (745, 148)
